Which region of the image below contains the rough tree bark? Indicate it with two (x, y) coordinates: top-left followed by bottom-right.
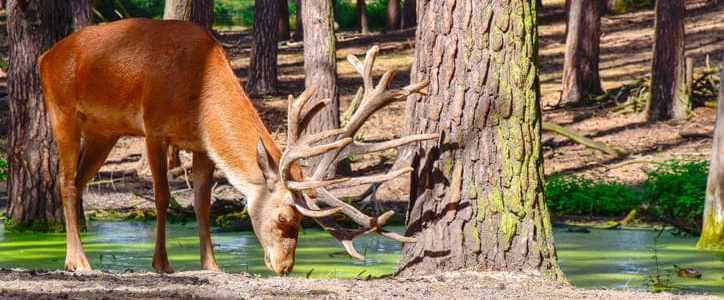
(401, 0), (416, 29)
(246, 0), (279, 96)
(697, 57), (724, 250)
(398, 0), (563, 279)
(385, 0), (401, 31)
(560, 0), (603, 105)
(358, 0), (369, 34)
(648, 0), (688, 121)
(70, 0), (93, 31)
(302, 0), (344, 174)
(278, 0), (290, 40)
(163, 0), (192, 20)
(292, 0), (303, 40)
(6, 0), (72, 231)
(191, 0), (214, 30)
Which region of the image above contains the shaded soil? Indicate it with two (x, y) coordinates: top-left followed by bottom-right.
(1, 269), (720, 300)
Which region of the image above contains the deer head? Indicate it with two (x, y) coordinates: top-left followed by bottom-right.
(249, 46), (437, 275)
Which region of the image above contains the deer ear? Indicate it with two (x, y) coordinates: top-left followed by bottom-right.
(256, 139), (279, 184)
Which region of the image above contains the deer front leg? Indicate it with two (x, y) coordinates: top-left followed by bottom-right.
(192, 152), (221, 271)
(146, 138), (174, 274)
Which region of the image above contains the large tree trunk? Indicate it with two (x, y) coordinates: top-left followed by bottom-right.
(560, 0), (603, 105)
(246, 0), (279, 96)
(648, 0), (688, 121)
(292, 0), (303, 40)
(697, 58), (724, 250)
(301, 0), (345, 175)
(6, 0), (72, 231)
(385, 0), (401, 31)
(278, 0), (290, 40)
(70, 0), (93, 31)
(398, 0), (563, 279)
(401, 0), (416, 29)
(357, 0), (369, 34)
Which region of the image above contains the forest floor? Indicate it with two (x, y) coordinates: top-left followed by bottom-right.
(1, 269), (721, 300)
(0, 0), (723, 299)
(1, 0), (718, 215)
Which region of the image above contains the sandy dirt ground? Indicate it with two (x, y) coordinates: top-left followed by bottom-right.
(1, 269), (721, 299)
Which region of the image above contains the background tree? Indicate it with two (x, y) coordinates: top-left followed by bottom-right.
(293, 0), (303, 40)
(358, 0), (369, 34)
(697, 58), (724, 250)
(398, 0), (562, 278)
(648, 0), (688, 121)
(278, 0), (290, 40)
(71, 0), (93, 31)
(5, 0), (72, 231)
(560, 0), (603, 105)
(401, 0), (416, 29)
(385, 0), (400, 31)
(163, 0), (191, 20)
(191, 0), (214, 29)
(246, 0), (279, 95)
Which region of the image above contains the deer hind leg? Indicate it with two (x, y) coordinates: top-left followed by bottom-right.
(145, 138), (174, 273)
(192, 152), (221, 271)
(49, 114), (91, 272)
(75, 133), (119, 222)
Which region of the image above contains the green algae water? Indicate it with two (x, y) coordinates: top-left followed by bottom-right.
(0, 221), (722, 295)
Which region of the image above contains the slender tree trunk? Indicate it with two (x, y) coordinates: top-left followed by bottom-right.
(401, 0), (416, 29)
(292, 0), (303, 40)
(70, 0), (93, 31)
(302, 0), (344, 174)
(398, 0), (563, 279)
(246, 0), (279, 96)
(648, 0), (688, 121)
(697, 57), (724, 250)
(6, 0), (72, 232)
(560, 0), (603, 105)
(163, 0), (192, 20)
(191, 0), (214, 30)
(278, 0), (291, 40)
(358, 0), (369, 34)
(385, 0), (400, 31)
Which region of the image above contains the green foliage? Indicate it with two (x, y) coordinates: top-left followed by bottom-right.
(335, 0), (389, 31)
(0, 154), (7, 181)
(545, 175), (642, 216)
(643, 160), (707, 223)
(3, 218), (65, 233)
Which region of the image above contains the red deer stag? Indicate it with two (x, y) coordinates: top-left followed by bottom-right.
(39, 18), (435, 275)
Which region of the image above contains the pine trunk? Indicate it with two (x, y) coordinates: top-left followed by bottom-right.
(398, 0), (563, 279)
(697, 58), (724, 250)
(6, 0), (72, 231)
(191, 0), (214, 30)
(560, 0), (603, 105)
(301, 0), (342, 175)
(70, 0), (93, 31)
(278, 0), (290, 40)
(648, 0), (688, 121)
(163, 0), (192, 20)
(358, 0), (369, 34)
(401, 0), (416, 29)
(246, 0), (279, 96)
(386, 0), (401, 31)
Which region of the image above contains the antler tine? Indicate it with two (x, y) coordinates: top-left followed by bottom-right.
(319, 167), (414, 190)
(334, 133), (440, 164)
(287, 86), (318, 142)
(298, 98), (331, 136)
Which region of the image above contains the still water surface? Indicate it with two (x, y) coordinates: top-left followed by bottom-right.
(0, 221), (721, 294)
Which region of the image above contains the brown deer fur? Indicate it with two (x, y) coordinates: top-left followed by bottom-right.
(39, 18), (301, 275)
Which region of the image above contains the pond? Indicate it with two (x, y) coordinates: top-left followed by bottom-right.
(0, 221), (722, 295)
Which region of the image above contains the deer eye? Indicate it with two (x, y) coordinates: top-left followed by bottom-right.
(278, 214), (287, 223)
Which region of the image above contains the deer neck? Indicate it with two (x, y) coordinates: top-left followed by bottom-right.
(197, 55), (282, 211)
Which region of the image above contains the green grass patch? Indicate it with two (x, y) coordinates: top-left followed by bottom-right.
(546, 175), (642, 216)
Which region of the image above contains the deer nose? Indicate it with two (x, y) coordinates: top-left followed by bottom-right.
(277, 263), (292, 276)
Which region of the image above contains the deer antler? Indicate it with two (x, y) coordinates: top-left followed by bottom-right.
(279, 46), (438, 259)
